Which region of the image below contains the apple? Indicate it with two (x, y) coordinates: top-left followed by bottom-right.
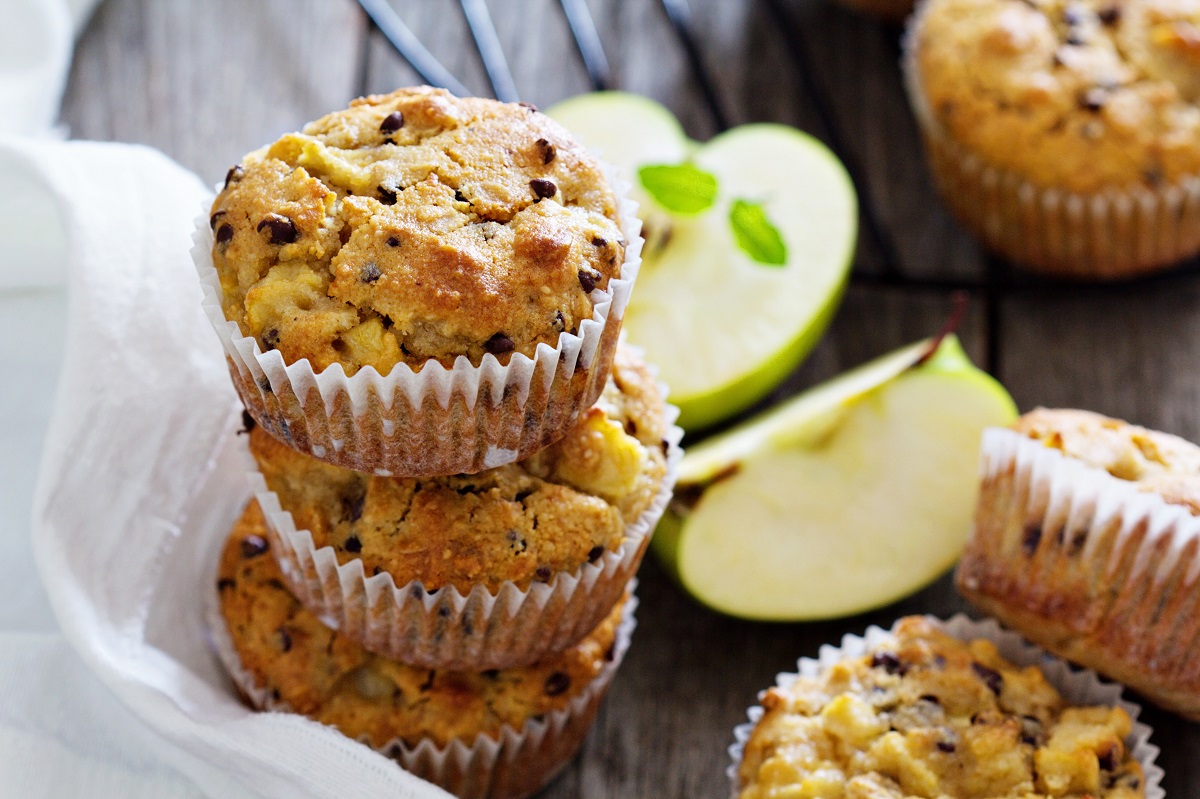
(653, 336), (1017, 620)
(548, 93), (857, 431)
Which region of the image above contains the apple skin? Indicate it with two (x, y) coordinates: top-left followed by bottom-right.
(653, 335), (1017, 620)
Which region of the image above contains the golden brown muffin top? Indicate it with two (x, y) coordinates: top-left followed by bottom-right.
(1014, 407), (1200, 513)
(250, 346), (670, 592)
(209, 86), (625, 375)
(738, 617), (1145, 799)
(912, 0), (1200, 192)
(218, 500), (625, 749)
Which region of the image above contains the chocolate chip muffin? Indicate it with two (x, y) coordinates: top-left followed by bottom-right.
(251, 345), (669, 594)
(960, 409), (1200, 719)
(905, 0), (1200, 278)
(736, 617), (1147, 798)
(215, 502), (634, 799)
(210, 86), (624, 374)
(250, 344), (680, 669)
(197, 86), (640, 476)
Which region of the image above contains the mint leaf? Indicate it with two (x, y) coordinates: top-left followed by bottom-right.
(729, 199), (787, 266)
(638, 163), (718, 215)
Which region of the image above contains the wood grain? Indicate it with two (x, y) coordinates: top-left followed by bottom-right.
(59, 0), (1200, 796)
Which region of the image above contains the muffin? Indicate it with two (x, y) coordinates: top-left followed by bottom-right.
(732, 616), (1155, 799)
(197, 86), (642, 475)
(251, 345), (681, 669)
(904, 0), (1200, 279)
(212, 501), (636, 799)
(959, 408), (1200, 719)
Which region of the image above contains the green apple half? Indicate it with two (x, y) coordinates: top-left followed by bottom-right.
(653, 336), (1017, 621)
(548, 92), (857, 430)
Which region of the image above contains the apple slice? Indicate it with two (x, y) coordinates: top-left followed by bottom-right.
(654, 336), (1017, 621)
(548, 93), (857, 430)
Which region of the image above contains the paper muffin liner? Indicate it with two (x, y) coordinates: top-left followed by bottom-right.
(958, 428), (1200, 720)
(208, 578), (638, 799)
(726, 613), (1164, 799)
(252, 407), (681, 670)
(901, 7), (1200, 280)
(194, 163), (643, 476)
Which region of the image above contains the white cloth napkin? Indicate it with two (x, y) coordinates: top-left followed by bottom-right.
(0, 2), (449, 797)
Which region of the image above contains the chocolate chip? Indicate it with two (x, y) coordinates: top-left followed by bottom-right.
(1081, 87), (1108, 111)
(530, 178), (557, 200)
(544, 671), (571, 696)
(871, 652), (906, 675)
(378, 185), (397, 205)
(258, 375), (273, 393)
(275, 627), (292, 653)
(217, 577), (236, 591)
(535, 566), (553, 582)
(239, 409), (256, 435)
(215, 223), (234, 245)
(919, 694), (941, 705)
(379, 111), (405, 133)
(344, 535), (362, 553)
(386, 236), (401, 247)
(591, 236), (607, 248)
(257, 214), (298, 244)
(261, 328), (280, 351)
(1022, 734), (1039, 746)
(361, 262), (382, 283)
(535, 138), (557, 164)
(587, 545), (605, 563)
(482, 669), (500, 679)
(1022, 524), (1043, 555)
(578, 269), (598, 293)
(1098, 5), (1120, 24)
(454, 189), (469, 204)
(552, 311), (565, 333)
(936, 741), (956, 753)
(484, 332), (515, 355)
(1098, 747), (1118, 771)
(507, 531), (528, 554)
(224, 164), (244, 189)
(209, 211), (226, 230)
(241, 535), (269, 558)
(972, 662), (1004, 695)
(342, 487), (366, 522)
(519, 101), (539, 112)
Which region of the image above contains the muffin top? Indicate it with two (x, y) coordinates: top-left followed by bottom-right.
(1014, 407), (1200, 513)
(738, 617), (1145, 799)
(250, 346), (670, 592)
(218, 500), (625, 749)
(913, 0), (1200, 192)
(209, 86), (625, 375)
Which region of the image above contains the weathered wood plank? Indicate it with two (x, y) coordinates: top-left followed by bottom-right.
(61, 0), (367, 184)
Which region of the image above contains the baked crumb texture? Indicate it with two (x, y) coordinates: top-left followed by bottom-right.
(250, 345), (679, 670)
(738, 617), (1145, 799)
(906, 0), (1200, 277)
(216, 502), (632, 799)
(211, 87), (623, 374)
(959, 409), (1200, 719)
(252, 345), (669, 594)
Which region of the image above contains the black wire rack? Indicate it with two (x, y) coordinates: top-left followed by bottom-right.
(354, 0), (1200, 350)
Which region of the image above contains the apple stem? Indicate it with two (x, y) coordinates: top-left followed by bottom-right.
(916, 291), (969, 366)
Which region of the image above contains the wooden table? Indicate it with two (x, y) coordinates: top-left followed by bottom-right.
(62, 0), (1200, 795)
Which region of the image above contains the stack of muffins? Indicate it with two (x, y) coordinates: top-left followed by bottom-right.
(195, 87), (681, 798)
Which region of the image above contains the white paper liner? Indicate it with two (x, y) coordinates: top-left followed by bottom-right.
(727, 613), (1163, 798)
(193, 161), (643, 476)
(208, 578), (638, 799)
(959, 428), (1200, 719)
(901, 4), (1200, 280)
(253, 403), (681, 670)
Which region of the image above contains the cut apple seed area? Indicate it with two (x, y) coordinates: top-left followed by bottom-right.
(548, 92), (856, 431)
(653, 336), (1017, 621)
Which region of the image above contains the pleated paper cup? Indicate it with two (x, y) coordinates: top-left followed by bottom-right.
(253, 412), (680, 670)
(727, 614), (1163, 799)
(194, 164), (642, 477)
(210, 586), (638, 799)
(959, 427), (1200, 720)
(902, 5), (1200, 280)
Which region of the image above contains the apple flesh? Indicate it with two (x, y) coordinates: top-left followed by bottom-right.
(654, 336), (1017, 621)
(548, 94), (857, 431)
